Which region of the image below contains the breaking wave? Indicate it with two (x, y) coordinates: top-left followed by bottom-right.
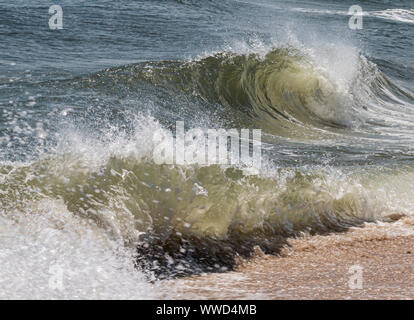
(2, 112), (414, 278)
(75, 46), (414, 138)
(2, 45), (414, 279)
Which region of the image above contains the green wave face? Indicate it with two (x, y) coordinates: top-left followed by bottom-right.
(87, 48), (349, 134)
(2, 149), (412, 277)
(78, 47), (414, 142)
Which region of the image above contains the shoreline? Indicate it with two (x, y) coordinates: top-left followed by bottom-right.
(162, 217), (414, 299)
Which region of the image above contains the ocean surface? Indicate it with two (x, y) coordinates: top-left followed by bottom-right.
(0, 0), (413, 298)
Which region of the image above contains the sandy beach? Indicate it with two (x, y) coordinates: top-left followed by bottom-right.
(165, 217), (414, 299)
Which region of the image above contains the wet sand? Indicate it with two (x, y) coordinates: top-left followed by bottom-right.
(163, 217), (414, 299)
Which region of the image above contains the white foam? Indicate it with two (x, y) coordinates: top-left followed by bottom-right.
(0, 199), (159, 299)
(370, 9), (414, 24)
(292, 7), (414, 24)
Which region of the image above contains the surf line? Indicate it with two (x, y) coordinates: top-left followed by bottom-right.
(152, 121), (262, 170)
